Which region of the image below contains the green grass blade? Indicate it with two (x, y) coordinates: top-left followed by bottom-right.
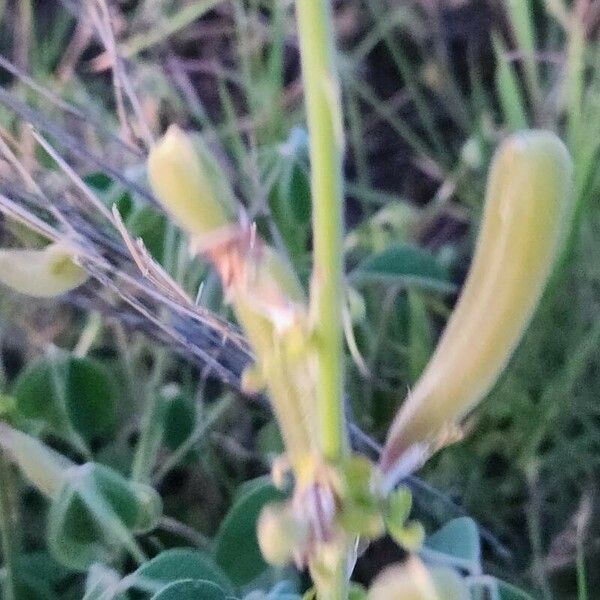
(493, 34), (529, 131)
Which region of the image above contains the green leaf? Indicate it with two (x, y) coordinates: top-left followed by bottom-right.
(493, 34), (528, 131)
(214, 477), (286, 586)
(66, 357), (118, 440)
(150, 579), (229, 600)
(47, 483), (112, 570)
(288, 161), (311, 223)
(15, 551), (73, 600)
(424, 517), (481, 572)
(131, 548), (234, 595)
(84, 173), (133, 218)
(13, 356), (72, 436)
(390, 520), (425, 552)
(269, 159), (311, 259)
(383, 485), (424, 551)
(0, 393), (16, 419)
(263, 127), (312, 261)
(348, 583), (367, 600)
(408, 290), (434, 382)
(163, 390), (196, 452)
(47, 463), (162, 570)
(349, 244), (455, 293)
(256, 421), (285, 457)
(84, 172), (113, 192)
(126, 205), (168, 262)
(14, 355), (117, 443)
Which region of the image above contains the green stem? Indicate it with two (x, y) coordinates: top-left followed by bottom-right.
(73, 312), (102, 358)
(295, 2), (348, 598)
(131, 350), (168, 483)
(295, 0), (347, 464)
(0, 452), (18, 600)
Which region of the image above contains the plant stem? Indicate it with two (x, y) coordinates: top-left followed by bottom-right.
(73, 311), (102, 358)
(295, 0), (347, 464)
(131, 350), (168, 483)
(295, 1), (348, 598)
(0, 452), (18, 600)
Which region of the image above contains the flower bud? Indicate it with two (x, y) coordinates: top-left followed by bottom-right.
(0, 243), (88, 298)
(147, 125), (234, 236)
(257, 502), (307, 566)
(381, 130), (573, 476)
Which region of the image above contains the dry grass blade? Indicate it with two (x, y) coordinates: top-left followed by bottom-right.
(86, 0), (155, 148)
(0, 184), (253, 388)
(0, 55), (142, 158)
(0, 86), (157, 206)
(0, 99), (253, 388)
(111, 204), (192, 304)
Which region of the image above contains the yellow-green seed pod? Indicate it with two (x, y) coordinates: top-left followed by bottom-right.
(381, 130), (573, 475)
(368, 559), (469, 600)
(0, 243), (88, 298)
(147, 125), (234, 236)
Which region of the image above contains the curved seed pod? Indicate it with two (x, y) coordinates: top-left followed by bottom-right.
(147, 125), (235, 236)
(0, 243), (88, 298)
(380, 130), (573, 478)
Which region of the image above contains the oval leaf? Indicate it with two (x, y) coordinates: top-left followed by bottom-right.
(214, 478), (285, 586)
(14, 355), (117, 442)
(150, 579), (229, 600)
(131, 548), (233, 595)
(66, 357), (118, 440)
(424, 517), (481, 573)
(350, 244), (454, 293)
(47, 463), (161, 570)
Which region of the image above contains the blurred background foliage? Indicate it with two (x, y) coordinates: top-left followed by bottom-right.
(0, 0), (599, 598)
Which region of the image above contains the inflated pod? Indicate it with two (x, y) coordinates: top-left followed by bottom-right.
(0, 242), (88, 298)
(147, 125), (235, 236)
(380, 131), (573, 477)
